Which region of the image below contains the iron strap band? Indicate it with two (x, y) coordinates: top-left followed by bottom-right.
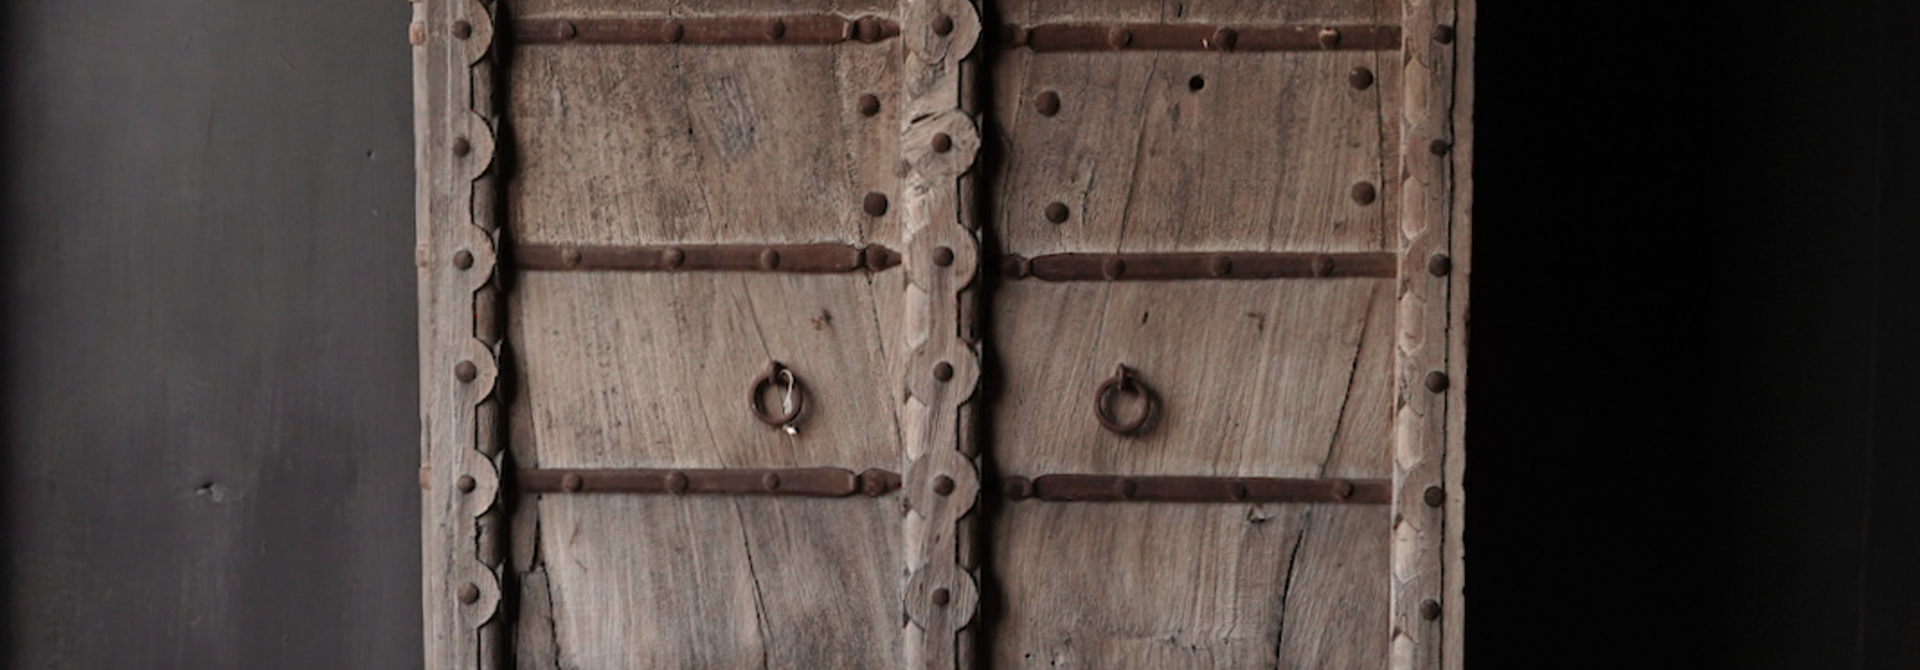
(1004, 474), (1391, 504)
(514, 243), (901, 273)
(518, 467), (903, 497)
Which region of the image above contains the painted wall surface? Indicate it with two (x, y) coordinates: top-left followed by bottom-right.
(1, 0), (1914, 668)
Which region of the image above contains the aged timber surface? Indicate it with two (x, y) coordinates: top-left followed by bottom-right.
(986, 0), (1398, 664)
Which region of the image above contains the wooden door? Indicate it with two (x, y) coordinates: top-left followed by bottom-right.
(412, 0), (1469, 667)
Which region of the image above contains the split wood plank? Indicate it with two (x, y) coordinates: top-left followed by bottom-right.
(988, 282), (1393, 669)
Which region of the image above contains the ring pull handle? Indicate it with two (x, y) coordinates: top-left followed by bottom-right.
(1094, 364), (1156, 435)
(748, 361), (805, 435)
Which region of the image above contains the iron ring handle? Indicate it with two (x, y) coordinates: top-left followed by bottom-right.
(1094, 364), (1155, 435)
(748, 362), (804, 428)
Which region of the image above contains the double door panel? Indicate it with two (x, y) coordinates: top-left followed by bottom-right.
(412, 0), (1467, 667)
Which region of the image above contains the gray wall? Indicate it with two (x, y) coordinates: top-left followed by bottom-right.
(3, 0), (1917, 668)
(0, 0), (422, 667)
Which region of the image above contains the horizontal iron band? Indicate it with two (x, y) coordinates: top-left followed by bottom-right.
(518, 467), (902, 497)
(515, 16), (901, 45)
(516, 243), (900, 273)
(1010, 23), (1401, 52)
(1007, 474), (1390, 504)
(1007, 251), (1396, 281)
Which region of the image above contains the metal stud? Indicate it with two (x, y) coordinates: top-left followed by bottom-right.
(1424, 371), (1449, 393)
(933, 475), (955, 496)
(933, 361), (954, 382)
(664, 21), (684, 43)
(458, 582), (480, 605)
(932, 246), (955, 267)
(932, 587), (952, 607)
(1421, 599), (1442, 620)
(555, 21), (577, 41)
(1107, 27), (1131, 49)
(667, 471), (690, 495)
(457, 475), (477, 493)
(1228, 482), (1249, 501)
(1317, 27), (1341, 48)
(1424, 485), (1446, 508)
(762, 473), (782, 491)
(662, 247), (686, 268)
(561, 473), (583, 492)
(1102, 257), (1126, 280)
(1428, 253), (1452, 277)
(451, 137), (471, 157)
(1036, 90), (1061, 117)
(452, 250), (474, 269)
(1209, 255), (1233, 277)
(855, 16), (884, 43)
(561, 248), (582, 267)
(1044, 202), (1070, 223)
(931, 133), (953, 153)
(1330, 479), (1354, 500)
(1004, 476), (1033, 500)
(1115, 478), (1138, 499)
(455, 360), (478, 383)
(1313, 255), (1335, 277)
(932, 14), (954, 36)
(863, 192), (889, 216)
(766, 18), (786, 40)
(1208, 27), (1237, 51)
(1001, 256), (1032, 279)
(1433, 24), (1455, 45)
(857, 94), (881, 117)
(1430, 139), (1452, 156)
(759, 248), (781, 270)
(1349, 66), (1375, 90)
(859, 471), (888, 497)
(452, 20), (473, 39)
(1351, 182), (1378, 205)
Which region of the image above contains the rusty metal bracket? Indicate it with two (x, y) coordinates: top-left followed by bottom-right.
(1003, 474), (1390, 504)
(518, 467), (902, 497)
(515, 15), (901, 45)
(515, 243), (900, 273)
(1005, 251), (1396, 281)
(1007, 23), (1401, 52)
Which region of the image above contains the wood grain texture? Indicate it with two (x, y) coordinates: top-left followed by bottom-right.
(989, 0), (1398, 258)
(988, 282), (1394, 669)
(506, 41), (900, 247)
(419, 0), (507, 668)
(991, 280), (1391, 478)
(1391, 0), (1458, 666)
(1441, 1), (1472, 668)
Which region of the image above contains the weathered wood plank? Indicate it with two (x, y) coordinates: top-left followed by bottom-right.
(512, 273), (900, 470)
(991, 280), (1388, 479)
(506, 42), (900, 247)
(1391, 0), (1459, 665)
(537, 497), (903, 668)
(1441, 2), (1474, 668)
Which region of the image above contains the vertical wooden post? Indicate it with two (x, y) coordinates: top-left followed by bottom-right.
(415, 0), (506, 667)
(1394, 0), (1462, 667)
(1441, 2), (1475, 668)
(896, 1), (983, 668)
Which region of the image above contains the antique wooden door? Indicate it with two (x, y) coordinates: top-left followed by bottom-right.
(413, 0), (1470, 666)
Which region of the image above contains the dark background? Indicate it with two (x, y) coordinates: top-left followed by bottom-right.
(2, 0), (1914, 668)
